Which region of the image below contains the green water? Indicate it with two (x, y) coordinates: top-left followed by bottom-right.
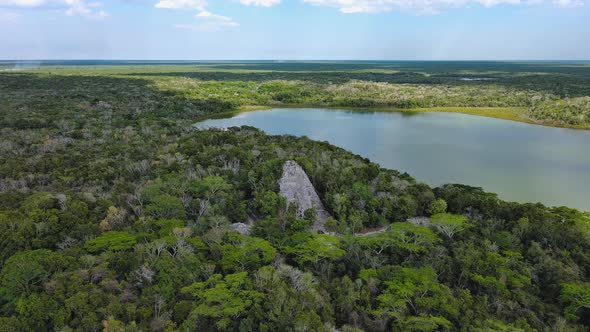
(196, 108), (590, 211)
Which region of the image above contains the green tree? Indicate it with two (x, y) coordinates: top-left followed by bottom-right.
(181, 272), (262, 330)
(0, 249), (65, 303)
(15, 293), (65, 331)
(155, 219), (185, 237)
(199, 176), (231, 200)
(284, 233), (345, 265)
(0, 212), (33, 264)
(430, 213), (469, 239)
(402, 315), (452, 332)
(145, 194), (186, 219)
(219, 234), (277, 271)
(84, 231), (137, 253)
(255, 191), (286, 217)
(358, 222), (439, 255)
(374, 266), (456, 329)
(560, 282), (590, 323)
(427, 198), (447, 216)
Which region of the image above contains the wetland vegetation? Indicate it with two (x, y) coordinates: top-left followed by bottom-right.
(3, 60), (590, 127)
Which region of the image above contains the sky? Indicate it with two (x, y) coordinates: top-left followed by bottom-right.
(0, 0), (589, 60)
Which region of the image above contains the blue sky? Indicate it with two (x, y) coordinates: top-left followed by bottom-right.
(0, 0), (589, 59)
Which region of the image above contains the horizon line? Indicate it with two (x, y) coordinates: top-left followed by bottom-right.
(2, 59), (590, 62)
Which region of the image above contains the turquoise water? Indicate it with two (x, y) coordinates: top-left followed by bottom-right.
(195, 108), (590, 211)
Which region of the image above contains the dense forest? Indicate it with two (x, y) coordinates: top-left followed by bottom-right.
(1, 62), (590, 331)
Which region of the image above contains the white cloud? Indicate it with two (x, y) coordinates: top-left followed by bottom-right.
(239, 0), (281, 7)
(0, 0), (48, 7)
(64, 0), (109, 19)
(302, 0), (583, 13)
(0, 0), (110, 18)
(175, 10), (239, 31)
(478, 0), (521, 6)
(154, 0), (206, 10)
(154, 0), (238, 31)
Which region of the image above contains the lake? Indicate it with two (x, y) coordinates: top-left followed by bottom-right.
(195, 108), (590, 211)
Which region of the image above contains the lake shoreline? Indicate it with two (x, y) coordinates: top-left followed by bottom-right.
(195, 107), (590, 211)
(193, 105), (590, 130)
